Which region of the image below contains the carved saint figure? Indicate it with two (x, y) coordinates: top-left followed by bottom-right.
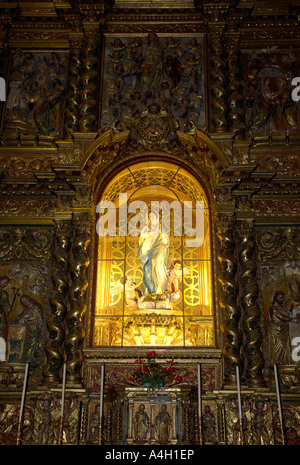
(267, 290), (300, 365)
(134, 404), (149, 441)
(155, 404), (171, 443)
(11, 294), (43, 364)
(202, 405), (217, 444)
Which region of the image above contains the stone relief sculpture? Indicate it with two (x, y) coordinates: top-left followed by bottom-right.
(4, 50), (68, 136)
(101, 33), (205, 135)
(242, 47), (300, 134)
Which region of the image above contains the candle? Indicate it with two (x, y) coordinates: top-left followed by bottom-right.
(60, 362), (67, 417)
(19, 363), (29, 422)
(197, 363), (202, 419)
(236, 365), (242, 422)
(99, 364), (105, 419)
(274, 364), (284, 441)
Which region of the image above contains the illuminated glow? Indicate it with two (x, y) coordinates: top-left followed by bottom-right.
(93, 162), (214, 347)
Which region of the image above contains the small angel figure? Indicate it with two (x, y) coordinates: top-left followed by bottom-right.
(168, 260), (182, 293)
(185, 68), (198, 95)
(160, 81), (177, 113)
(108, 50), (124, 63)
(114, 63), (130, 92)
(109, 38), (126, 51)
(179, 95), (195, 118)
(109, 91), (123, 120)
(251, 398), (271, 445)
(165, 36), (180, 48)
(184, 52), (200, 66)
(128, 91), (143, 117)
(187, 37), (201, 50)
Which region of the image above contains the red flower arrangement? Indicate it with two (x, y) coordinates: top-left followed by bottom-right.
(128, 351), (182, 390)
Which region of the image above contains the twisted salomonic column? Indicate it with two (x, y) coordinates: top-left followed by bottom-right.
(79, 31), (100, 132)
(64, 38), (83, 137)
(43, 220), (71, 385)
(217, 215), (243, 386)
(65, 213), (91, 386)
(225, 35), (245, 136)
(208, 28), (227, 132)
(237, 220), (265, 388)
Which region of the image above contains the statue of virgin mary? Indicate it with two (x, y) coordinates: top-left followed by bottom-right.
(137, 211), (169, 296)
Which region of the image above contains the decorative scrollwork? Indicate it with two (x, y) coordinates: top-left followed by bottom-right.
(0, 228), (53, 261)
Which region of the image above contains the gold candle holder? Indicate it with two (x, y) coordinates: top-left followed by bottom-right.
(16, 417), (22, 445)
(57, 415), (64, 445)
(239, 417), (244, 445)
(98, 418), (103, 445)
(199, 414), (203, 445)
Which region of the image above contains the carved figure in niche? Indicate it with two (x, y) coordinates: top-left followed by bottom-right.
(10, 294), (43, 364)
(243, 47), (300, 134)
(202, 405), (217, 444)
(287, 279), (300, 342)
(89, 403), (101, 441)
(57, 396), (78, 444)
(227, 396), (249, 445)
(138, 211), (169, 298)
(37, 396), (55, 444)
(134, 404), (149, 441)
(246, 77), (279, 131)
(155, 404), (171, 443)
(251, 398), (271, 445)
(266, 290), (300, 365)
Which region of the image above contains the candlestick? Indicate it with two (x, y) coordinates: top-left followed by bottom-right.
(236, 365), (243, 445)
(274, 364), (285, 445)
(58, 362), (66, 445)
(197, 363), (202, 445)
(99, 364), (105, 445)
(61, 362), (67, 417)
(16, 363), (29, 445)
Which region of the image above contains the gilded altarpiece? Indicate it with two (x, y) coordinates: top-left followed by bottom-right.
(0, 0), (300, 448)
